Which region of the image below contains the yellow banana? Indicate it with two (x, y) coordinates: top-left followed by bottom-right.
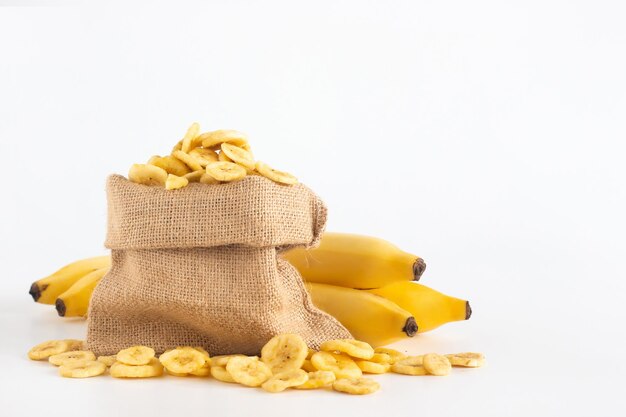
(366, 282), (471, 333)
(306, 283), (418, 347)
(283, 232), (425, 289)
(29, 255), (111, 304)
(55, 267), (109, 317)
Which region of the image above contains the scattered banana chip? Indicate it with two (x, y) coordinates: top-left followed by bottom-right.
(184, 170), (205, 182)
(59, 360), (106, 378)
(167, 370), (189, 377)
(128, 164), (168, 186)
(97, 355), (117, 367)
(188, 347), (212, 377)
(255, 161), (298, 185)
(149, 155), (191, 177)
(165, 174), (189, 190)
(199, 129), (249, 149)
(116, 346), (155, 366)
(310, 351), (362, 379)
(355, 360), (390, 374)
(211, 354), (246, 368)
(226, 356), (272, 387)
(49, 350), (96, 366)
(110, 358), (163, 378)
(28, 340), (71, 360)
(294, 371), (336, 390)
(261, 369), (308, 393)
(390, 356), (427, 376)
(261, 333), (308, 374)
(445, 352), (485, 368)
(369, 353), (392, 364)
(423, 353), (452, 376)
(301, 359), (317, 372)
(211, 366), (236, 383)
(159, 347), (205, 374)
(205, 161), (246, 182)
(172, 150), (203, 172)
(189, 148), (218, 167)
(333, 377), (380, 395)
(374, 347), (407, 364)
(181, 122), (200, 153)
(221, 143), (255, 170)
(320, 339), (374, 360)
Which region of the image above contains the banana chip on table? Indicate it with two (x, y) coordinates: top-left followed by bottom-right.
(49, 350), (96, 366)
(261, 333), (308, 374)
(320, 339), (375, 360)
(445, 352), (485, 368)
(28, 340), (72, 361)
(116, 346), (155, 366)
(310, 351), (362, 379)
(261, 369), (308, 393)
(391, 356), (427, 376)
(226, 356), (273, 387)
(355, 359), (390, 374)
(210, 366), (236, 383)
(374, 347), (407, 364)
(159, 347), (205, 374)
(110, 358), (163, 378)
(423, 353), (451, 376)
(294, 371), (336, 390)
(97, 355), (117, 367)
(59, 360), (106, 378)
(333, 377), (380, 395)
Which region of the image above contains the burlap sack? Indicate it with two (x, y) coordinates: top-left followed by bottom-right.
(86, 174), (351, 356)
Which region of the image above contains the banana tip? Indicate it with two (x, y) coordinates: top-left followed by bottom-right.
(465, 301), (472, 320)
(402, 317), (418, 337)
(412, 259), (426, 281)
(55, 299), (66, 317)
(29, 283), (41, 302)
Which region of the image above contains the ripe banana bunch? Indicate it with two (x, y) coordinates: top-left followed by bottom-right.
(28, 233), (471, 347)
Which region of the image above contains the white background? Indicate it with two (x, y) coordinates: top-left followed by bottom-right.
(1, 1), (625, 416)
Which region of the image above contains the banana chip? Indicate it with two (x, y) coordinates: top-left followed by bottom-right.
(97, 355), (117, 367)
(110, 358), (163, 378)
(199, 129), (249, 150)
(211, 354), (246, 367)
(374, 347), (407, 364)
(65, 339), (85, 351)
(220, 143), (255, 170)
(294, 371), (336, 390)
(200, 173), (220, 184)
(218, 151), (232, 162)
(116, 346), (155, 366)
(205, 161), (246, 182)
(226, 356), (272, 387)
(149, 155), (191, 177)
(261, 369), (308, 393)
(445, 352), (485, 368)
(390, 356), (427, 376)
(301, 359), (317, 372)
(165, 174), (189, 190)
(189, 148), (219, 167)
(355, 360), (390, 374)
(261, 334), (308, 373)
(172, 150), (203, 172)
(159, 347), (205, 374)
(369, 353), (392, 364)
(181, 122), (200, 153)
(333, 377), (380, 395)
(320, 339), (374, 360)
(128, 164), (168, 186)
(28, 340), (71, 361)
(189, 347), (212, 377)
(49, 350), (96, 366)
(211, 366), (236, 383)
(306, 348), (317, 360)
(255, 161), (298, 185)
(423, 353), (451, 376)
(184, 170), (205, 182)
(310, 351), (362, 379)
(59, 360), (106, 378)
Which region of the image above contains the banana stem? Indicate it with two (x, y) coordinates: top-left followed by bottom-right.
(412, 258), (426, 281)
(29, 283), (44, 302)
(55, 299), (66, 317)
(465, 301), (472, 320)
(402, 317), (418, 337)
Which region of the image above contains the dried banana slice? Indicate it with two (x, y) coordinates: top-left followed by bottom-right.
(200, 173), (220, 184)
(59, 360), (106, 378)
(262, 369), (308, 393)
(65, 339), (85, 351)
(116, 346), (155, 366)
(172, 150), (203, 172)
(374, 347), (407, 364)
(355, 360), (390, 374)
(167, 370), (189, 377)
(110, 358), (163, 378)
(49, 350), (96, 366)
(181, 122), (200, 153)
(149, 155), (191, 177)
(211, 354), (246, 367)
(220, 143), (255, 170)
(255, 161), (297, 185)
(211, 366), (236, 383)
(97, 355), (117, 367)
(306, 348), (316, 360)
(320, 339), (374, 360)
(423, 353), (451, 376)
(301, 359), (317, 372)
(165, 174), (189, 190)
(184, 170), (205, 182)
(128, 164), (168, 186)
(205, 161), (246, 182)
(199, 129), (249, 149)
(294, 371), (336, 390)
(172, 140), (183, 153)
(261, 333), (308, 373)
(332, 377), (380, 395)
(390, 356), (427, 375)
(310, 351), (362, 379)
(159, 347), (205, 374)
(226, 356), (272, 387)
(189, 347), (212, 377)
(218, 151), (233, 162)
(28, 340), (71, 360)
(369, 353), (392, 364)
(189, 148), (219, 167)
(445, 352), (485, 368)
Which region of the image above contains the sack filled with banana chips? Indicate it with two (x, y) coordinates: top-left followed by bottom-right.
(86, 174), (351, 356)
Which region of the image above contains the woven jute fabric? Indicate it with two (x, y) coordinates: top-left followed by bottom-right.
(86, 175), (351, 356)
